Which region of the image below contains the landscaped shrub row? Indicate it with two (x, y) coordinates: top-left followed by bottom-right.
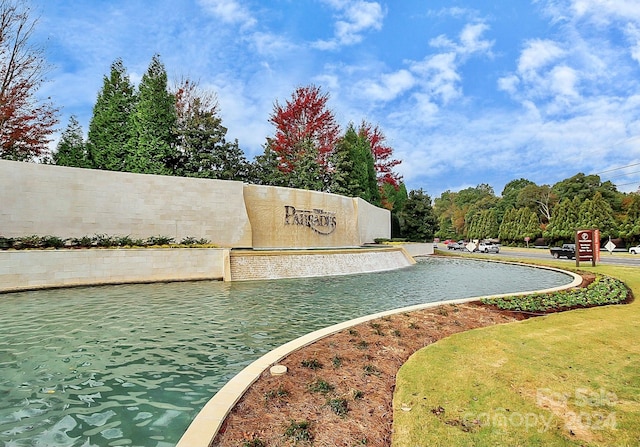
(481, 275), (630, 312)
(0, 234), (213, 250)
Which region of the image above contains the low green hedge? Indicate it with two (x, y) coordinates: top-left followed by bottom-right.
(481, 275), (630, 312)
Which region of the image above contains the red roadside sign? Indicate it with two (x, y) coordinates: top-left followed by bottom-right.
(576, 229), (597, 267)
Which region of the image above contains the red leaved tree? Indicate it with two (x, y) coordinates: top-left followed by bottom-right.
(358, 120), (402, 187)
(0, 0), (58, 161)
(268, 85), (340, 190)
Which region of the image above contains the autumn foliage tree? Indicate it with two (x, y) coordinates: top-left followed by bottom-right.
(0, 0), (58, 161)
(357, 120), (401, 187)
(267, 84), (340, 190)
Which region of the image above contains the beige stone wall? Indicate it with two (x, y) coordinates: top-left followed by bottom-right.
(0, 248), (230, 292)
(2, 160), (389, 250)
(243, 184), (390, 248)
(356, 198), (391, 244)
(1, 160), (252, 247)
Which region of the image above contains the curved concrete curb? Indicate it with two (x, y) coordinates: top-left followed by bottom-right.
(176, 263), (582, 447)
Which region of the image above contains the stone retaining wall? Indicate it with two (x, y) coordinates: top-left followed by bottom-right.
(230, 247), (415, 281)
(0, 248), (230, 293)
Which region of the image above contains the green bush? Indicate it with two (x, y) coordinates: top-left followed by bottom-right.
(482, 275), (629, 312)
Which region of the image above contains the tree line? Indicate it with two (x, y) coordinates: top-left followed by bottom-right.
(434, 175), (640, 247)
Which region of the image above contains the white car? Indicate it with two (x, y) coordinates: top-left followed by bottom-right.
(630, 245), (640, 254)
(477, 242), (500, 253)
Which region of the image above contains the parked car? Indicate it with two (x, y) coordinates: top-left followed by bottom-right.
(629, 245), (640, 254)
(447, 242), (464, 250)
(549, 244), (576, 259)
(477, 242), (500, 253)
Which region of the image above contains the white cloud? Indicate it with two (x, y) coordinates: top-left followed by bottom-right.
(357, 69), (415, 101)
(459, 22), (493, 55)
(314, 1), (385, 49)
(197, 0), (256, 28)
(517, 39), (566, 75)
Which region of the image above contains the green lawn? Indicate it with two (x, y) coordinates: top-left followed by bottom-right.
(392, 260), (640, 447)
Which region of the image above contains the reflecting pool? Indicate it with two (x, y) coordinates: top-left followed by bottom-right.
(0, 257), (571, 447)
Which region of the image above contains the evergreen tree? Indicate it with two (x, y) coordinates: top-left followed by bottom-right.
(249, 142), (288, 186)
(125, 54), (178, 174)
(400, 189), (438, 241)
(467, 209), (498, 240)
(86, 59), (136, 170)
(53, 116), (87, 167)
(330, 124), (380, 205)
(619, 194), (640, 242)
(174, 78), (248, 180)
(544, 197), (580, 244)
(578, 192), (618, 238)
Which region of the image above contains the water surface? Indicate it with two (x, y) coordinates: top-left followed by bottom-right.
(0, 257), (571, 446)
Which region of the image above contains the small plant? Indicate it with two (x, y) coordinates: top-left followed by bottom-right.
(437, 308), (449, 316)
(115, 235), (135, 246)
(241, 438), (266, 447)
(42, 235), (65, 248)
(348, 328), (359, 336)
(18, 235), (43, 249)
(72, 236), (94, 247)
(301, 358), (323, 370)
(369, 322), (381, 329)
(352, 389), (364, 399)
(265, 385), (289, 401)
(332, 355), (343, 368)
(356, 340), (369, 350)
(308, 379), (334, 394)
(284, 420), (313, 442)
(408, 322), (419, 329)
(146, 235), (175, 245)
(94, 233), (116, 247)
(392, 329), (402, 337)
(363, 364), (380, 376)
(327, 397), (349, 416)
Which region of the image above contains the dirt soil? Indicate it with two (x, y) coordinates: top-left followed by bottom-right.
(211, 301), (530, 447)
(211, 273), (598, 447)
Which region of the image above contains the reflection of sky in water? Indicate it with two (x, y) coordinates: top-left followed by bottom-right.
(0, 257), (571, 446)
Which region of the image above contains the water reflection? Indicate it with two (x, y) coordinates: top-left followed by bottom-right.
(0, 257), (570, 446)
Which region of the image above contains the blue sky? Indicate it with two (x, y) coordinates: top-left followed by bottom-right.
(32, 0), (640, 197)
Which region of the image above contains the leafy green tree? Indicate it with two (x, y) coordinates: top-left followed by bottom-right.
(578, 191), (618, 238)
(552, 173), (622, 212)
(86, 59), (136, 170)
(400, 189), (438, 241)
(496, 178), (534, 222)
(125, 54), (178, 174)
(517, 183), (556, 223)
(174, 78), (248, 180)
(619, 193), (640, 243)
(53, 116), (87, 167)
(330, 123), (380, 205)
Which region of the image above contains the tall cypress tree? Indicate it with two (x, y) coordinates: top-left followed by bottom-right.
(125, 54), (177, 174)
(53, 116), (87, 167)
(330, 124), (380, 205)
(86, 59), (136, 170)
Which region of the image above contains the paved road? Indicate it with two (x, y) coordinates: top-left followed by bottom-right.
(495, 248), (640, 267)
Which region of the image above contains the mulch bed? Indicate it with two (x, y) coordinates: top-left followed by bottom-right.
(211, 302), (528, 447)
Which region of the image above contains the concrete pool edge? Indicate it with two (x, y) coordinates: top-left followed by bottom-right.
(176, 262), (582, 447)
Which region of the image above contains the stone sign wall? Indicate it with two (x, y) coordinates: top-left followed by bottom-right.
(1, 160), (390, 249)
